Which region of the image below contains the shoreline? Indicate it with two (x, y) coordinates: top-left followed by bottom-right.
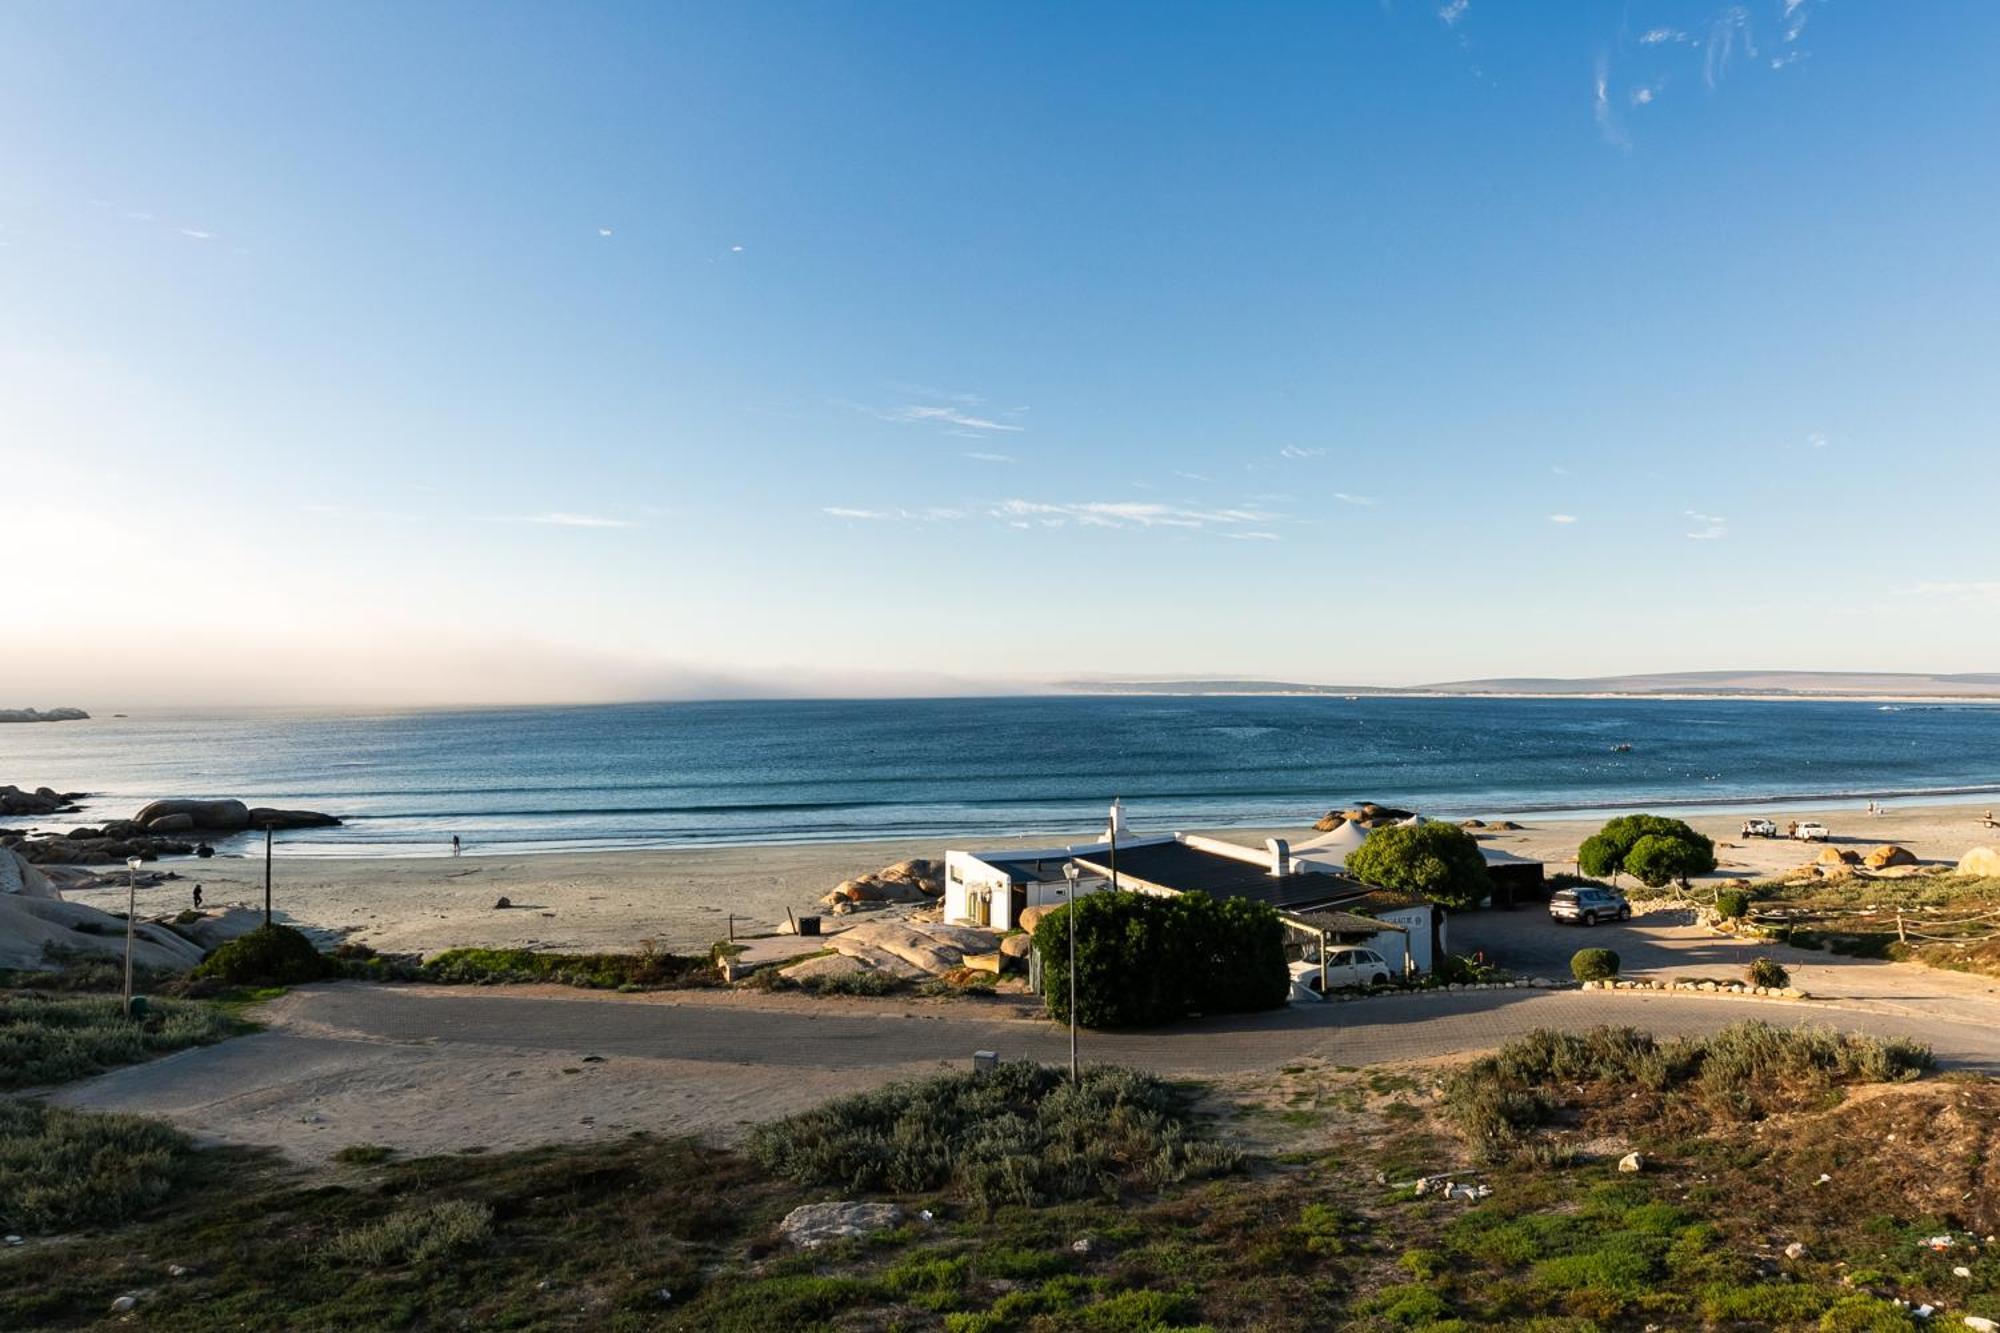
(58, 800), (2000, 960)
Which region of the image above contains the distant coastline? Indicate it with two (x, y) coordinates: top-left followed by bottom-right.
(0, 707), (89, 724)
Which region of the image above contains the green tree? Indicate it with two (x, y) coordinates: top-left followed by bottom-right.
(1032, 890), (1287, 1029)
(1343, 821), (1493, 911)
(1576, 814), (1716, 889)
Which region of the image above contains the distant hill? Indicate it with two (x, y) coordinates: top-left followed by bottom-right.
(0, 707), (89, 724)
(1057, 672), (2000, 699)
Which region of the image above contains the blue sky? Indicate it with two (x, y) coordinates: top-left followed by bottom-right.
(4, 1), (1998, 704)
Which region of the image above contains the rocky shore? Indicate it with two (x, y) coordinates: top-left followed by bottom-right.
(0, 790), (341, 865)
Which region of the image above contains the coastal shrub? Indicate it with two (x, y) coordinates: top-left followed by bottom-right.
(1344, 822), (1493, 911)
(0, 993), (242, 1090)
(1715, 888), (1751, 920)
(1032, 890), (1287, 1028)
(1578, 815), (1716, 889)
(192, 924), (337, 987)
(326, 1199), (494, 1267)
(1570, 948), (1620, 982)
(417, 945), (707, 990)
(746, 1061), (1239, 1209)
(1746, 957), (1790, 989)
(1442, 1022), (1933, 1161)
(0, 1101), (195, 1232)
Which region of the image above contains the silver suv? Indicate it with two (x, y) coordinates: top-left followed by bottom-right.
(1549, 885), (1632, 926)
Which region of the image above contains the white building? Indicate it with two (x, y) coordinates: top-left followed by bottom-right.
(944, 803), (1442, 973)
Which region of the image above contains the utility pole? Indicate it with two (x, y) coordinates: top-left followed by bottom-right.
(263, 826), (273, 926)
(123, 856), (141, 1017)
(1063, 858), (1080, 1083)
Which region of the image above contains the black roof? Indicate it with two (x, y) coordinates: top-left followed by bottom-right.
(1072, 840), (1417, 914)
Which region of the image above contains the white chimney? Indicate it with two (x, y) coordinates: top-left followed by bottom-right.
(1266, 837), (1291, 877)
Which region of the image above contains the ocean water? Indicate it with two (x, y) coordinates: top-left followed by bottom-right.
(2, 696), (1998, 856)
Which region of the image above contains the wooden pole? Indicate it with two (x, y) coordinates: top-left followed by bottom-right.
(263, 826), (273, 926)
(124, 863), (137, 1018)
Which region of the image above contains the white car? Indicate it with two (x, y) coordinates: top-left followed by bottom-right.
(1793, 821), (1831, 841)
(1289, 947), (1395, 997)
(1741, 818), (1778, 838)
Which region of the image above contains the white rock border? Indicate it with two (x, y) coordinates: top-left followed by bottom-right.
(1579, 977), (1807, 1000)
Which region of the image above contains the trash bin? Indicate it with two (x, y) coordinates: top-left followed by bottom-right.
(127, 996), (150, 1019)
(796, 915), (821, 937)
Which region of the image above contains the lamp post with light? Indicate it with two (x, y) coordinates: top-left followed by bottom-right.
(1062, 858), (1080, 1083)
(123, 855), (142, 1018)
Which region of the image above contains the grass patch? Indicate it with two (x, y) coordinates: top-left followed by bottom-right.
(748, 1062), (1240, 1210)
(0, 992), (246, 1090)
(417, 943), (713, 989)
(325, 1199), (493, 1266)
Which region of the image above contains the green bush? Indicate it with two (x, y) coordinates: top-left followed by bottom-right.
(192, 924), (337, 987)
(1715, 888), (1750, 920)
(1578, 815), (1717, 888)
(1746, 957), (1790, 989)
(0, 1100), (194, 1231)
(1032, 891), (1287, 1029)
(746, 1061), (1239, 1210)
(1344, 821), (1493, 910)
(1571, 948), (1620, 982)
(0, 993), (243, 1090)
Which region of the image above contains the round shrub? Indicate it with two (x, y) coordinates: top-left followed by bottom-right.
(1747, 957), (1790, 989)
(1343, 821), (1494, 910)
(191, 924), (336, 987)
(1570, 947), (1620, 983)
(1715, 888), (1750, 920)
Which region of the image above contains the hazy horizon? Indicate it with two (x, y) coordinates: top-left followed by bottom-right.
(8, 2), (1999, 705)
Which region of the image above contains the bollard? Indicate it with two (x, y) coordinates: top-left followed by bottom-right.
(972, 1050), (999, 1075)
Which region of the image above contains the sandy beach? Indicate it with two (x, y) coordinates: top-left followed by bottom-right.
(58, 800), (2000, 958)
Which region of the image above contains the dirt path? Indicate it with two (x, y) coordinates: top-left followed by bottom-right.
(50, 976), (2000, 1163)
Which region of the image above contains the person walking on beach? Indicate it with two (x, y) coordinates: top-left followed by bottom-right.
(451, 834), (461, 857)
(192, 884), (203, 911)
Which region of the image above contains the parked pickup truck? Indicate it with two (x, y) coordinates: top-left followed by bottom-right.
(1741, 818), (1778, 838)
(1792, 821), (1831, 841)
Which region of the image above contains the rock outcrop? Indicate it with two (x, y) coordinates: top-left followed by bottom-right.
(1958, 846), (2000, 878)
(0, 785), (86, 816)
(0, 848), (205, 972)
(131, 799), (253, 831)
(1313, 802), (1416, 833)
(1862, 844), (1919, 869)
(0, 708), (88, 724)
(820, 858), (944, 908)
(779, 1202), (904, 1248)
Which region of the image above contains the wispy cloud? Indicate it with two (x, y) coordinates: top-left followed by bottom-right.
(1333, 492), (1378, 506)
(1172, 469), (1211, 483)
(597, 227), (613, 237)
(1704, 6), (1755, 89)
(527, 512), (639, 529)
(1684, 510), (1728, 540)
(854, 395), (1027, 434)
(1807, 432), (1829, 449)
(1278, 445), (1326, 461)
(823, 506), (964, 522)
(1639, 27), (1686, 45)
(963, 451), (1015, 464)
(1438, 0), (1469, 26)
(1551, 464), (1572, 476)
(991, 499), (1277, 533)
(1912, 580), (2000, 602)
(1593, 56), (1629, 149)
(179, 228), (213, 240)
(1221, 531), (1282, 542)
(1631, 83), (1660, 106)
(1549, 513), (1579, 525)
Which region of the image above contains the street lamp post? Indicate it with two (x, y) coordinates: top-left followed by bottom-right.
(1062, 858), (1080, 1083)
(123, 856), (142, 1018)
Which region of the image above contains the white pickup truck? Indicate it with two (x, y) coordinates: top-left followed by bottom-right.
(1791, 821), (1831, 841)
